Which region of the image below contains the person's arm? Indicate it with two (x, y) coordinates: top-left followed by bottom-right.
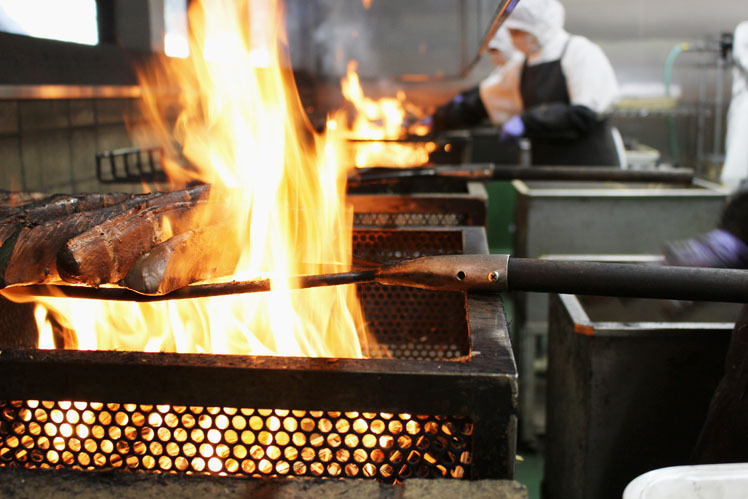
(478, 58), (524, 125)
(520, 37), (619, 139)
(520, 103), (600, 138)
(432, 86), (488, 132)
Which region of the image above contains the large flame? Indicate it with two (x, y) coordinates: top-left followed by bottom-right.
(13, 0), (367, 358)
(340, 61), (435, 168)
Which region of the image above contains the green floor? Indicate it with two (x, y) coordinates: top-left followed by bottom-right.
(515, 451), (543, 499)
(485, 181), (516, 254)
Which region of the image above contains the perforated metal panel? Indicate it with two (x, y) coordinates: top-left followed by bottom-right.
(352, 229), (463, 263)
(361, 286), (469, 360)
(348, 177), (485, 228)
(353, 212), (467, 227)
(353, 229), (469, 359)
(0, 401), (472, 481)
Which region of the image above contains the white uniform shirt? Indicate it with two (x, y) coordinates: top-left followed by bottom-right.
(478, 30), (619, 124)
(721, 21), (748, 190)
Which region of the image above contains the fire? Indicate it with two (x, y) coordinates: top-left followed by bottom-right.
(7, 0), (368, 359)
(340, 60), (435, 168)
(34, 305), (55, 350)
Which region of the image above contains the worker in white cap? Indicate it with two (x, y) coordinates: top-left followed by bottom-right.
(500, 0), (620, 165)
(431, 26), (522, 130)
(433, 0), (621, 166)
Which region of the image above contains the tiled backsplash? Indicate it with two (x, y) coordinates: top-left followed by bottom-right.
(0, 98), (150, 194)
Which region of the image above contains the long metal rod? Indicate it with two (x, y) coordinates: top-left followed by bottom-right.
(0, 84), (141, 100)
(15, 256), (748, 304)
(507, 258), (748, 303)
(349, 164), (695, 185)
(18, 270), (377, 302)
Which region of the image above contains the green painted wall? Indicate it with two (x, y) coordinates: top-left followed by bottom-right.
(485, 181), (516, 254)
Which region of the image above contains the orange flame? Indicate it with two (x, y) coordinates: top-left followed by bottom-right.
(340, 61), (435, 168)
(12, 0), (368, 359)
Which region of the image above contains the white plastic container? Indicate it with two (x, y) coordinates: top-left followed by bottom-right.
(624, 463), (748, 499)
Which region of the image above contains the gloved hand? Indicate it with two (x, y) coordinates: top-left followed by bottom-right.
(418, 115), (433, 128)
(500, 115), (525, 142)
(663, 229), (748, 268)
(402, 115), (434, 137)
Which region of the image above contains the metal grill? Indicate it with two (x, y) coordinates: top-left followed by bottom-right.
(0, 401), (471, 480)
(96, 147), (167, 184)
(348, 182), (487, 228)
(0, 227), (516, 481)
(353, 228), (469, 359)
(93, 147), (486, 227)
(353, 212), (467, 227)
(352, 229), (463, 263)
(361, 286), (469, 360)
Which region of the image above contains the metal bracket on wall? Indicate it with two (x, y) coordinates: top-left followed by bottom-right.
(96, 146), (167, 184)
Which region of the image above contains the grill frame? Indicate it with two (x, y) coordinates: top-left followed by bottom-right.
(349, 181), (488, 227)
(0, 227), (517, 479)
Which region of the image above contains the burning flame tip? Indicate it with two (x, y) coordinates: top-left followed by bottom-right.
(340, 60), (434, 168)
(32, 0), (368, 360)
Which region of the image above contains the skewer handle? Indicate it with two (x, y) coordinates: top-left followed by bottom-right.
(507, 258), (748, 303)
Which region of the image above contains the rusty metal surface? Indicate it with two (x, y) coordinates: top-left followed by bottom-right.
(544, 293), (733, 499)
(0, 296), (36, 349)
(378, 255), (509, 293)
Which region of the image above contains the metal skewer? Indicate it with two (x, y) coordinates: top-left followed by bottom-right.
(16, 254), (748, 304)
(348, 164), (695, 186)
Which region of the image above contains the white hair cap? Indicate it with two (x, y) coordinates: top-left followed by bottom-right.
(505, 0), (565, 47)
(487, 26), (516, 58)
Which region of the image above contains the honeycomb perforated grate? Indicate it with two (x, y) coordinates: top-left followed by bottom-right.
(353, 230), (469, 360)
(353, 212), (467, 227)
(352, 230), (462, 265)
(0, 401), (472, 481)
(361, 286), (468, 360)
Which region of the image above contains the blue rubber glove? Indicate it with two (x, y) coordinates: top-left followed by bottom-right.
(663, 229), (748, 269)
(500, 115), (525, 142)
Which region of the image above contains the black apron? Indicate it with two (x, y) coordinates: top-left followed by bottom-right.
(520, 38), (619, 166)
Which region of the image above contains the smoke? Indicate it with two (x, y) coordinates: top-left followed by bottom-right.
(286, 0), (375, 78)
